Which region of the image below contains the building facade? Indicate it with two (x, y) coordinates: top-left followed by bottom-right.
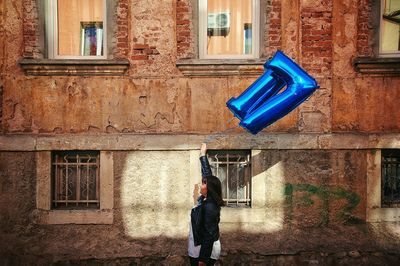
(1, 0), (400, 264)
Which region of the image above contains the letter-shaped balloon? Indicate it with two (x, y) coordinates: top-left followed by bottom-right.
(226, 50), (319, 134)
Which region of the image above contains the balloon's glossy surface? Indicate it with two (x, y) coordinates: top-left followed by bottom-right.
(226, 69), (286, 120)
(226, 50), (319, 134)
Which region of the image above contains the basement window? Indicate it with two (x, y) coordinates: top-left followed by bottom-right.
(207, 150), (252, 207)
(382, 149), (400, 207)
(52, 151), (100, 209)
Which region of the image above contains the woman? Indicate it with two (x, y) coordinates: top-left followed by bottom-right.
(188, 143), (224, 266)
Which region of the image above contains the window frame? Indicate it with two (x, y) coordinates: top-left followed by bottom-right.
(379, 0), (400, 57)
(207, 150), (252, 207)
(36, 151), (114, 224)
(45, 0), (108, 60)
(51, 150), (100, 210)
(198, 0), (260, 59)
(381, 149), (400, 207)
(366, 150), (400, 222)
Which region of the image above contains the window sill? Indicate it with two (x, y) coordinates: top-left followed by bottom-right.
(353, 57), (400, 75)
(176, 59), (265, 76)
(20, 58), (130, 76)
(35, 209), (113, 224)
(367, 208), (400, 222)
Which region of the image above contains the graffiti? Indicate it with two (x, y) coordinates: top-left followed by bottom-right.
(284, 183), (362, 226)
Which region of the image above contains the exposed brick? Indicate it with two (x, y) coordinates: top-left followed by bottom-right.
(300, 1), (333, 77)
(115, 0), (129, 59)
(131, 55), (149, 60)
(356, 0), (373, 57)
(264, 0), (281, 57)
(22, 0), (41, 58)
(176, 7), (189, 13)
(177, 19), (190, 25)
(176, 0), (194, 58)
(132, 44), (149, 50)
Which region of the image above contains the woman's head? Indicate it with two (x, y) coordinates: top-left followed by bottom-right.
(201, 175), (225, 206)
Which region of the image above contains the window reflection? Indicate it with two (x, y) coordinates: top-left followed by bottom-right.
(207, 0), (253, 56)
(381, 0), (400, 53)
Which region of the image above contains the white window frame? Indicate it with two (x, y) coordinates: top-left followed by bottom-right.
(379, 0), (400, 57)
(198, 0), (260, 59)
(45, 0), (107, 59)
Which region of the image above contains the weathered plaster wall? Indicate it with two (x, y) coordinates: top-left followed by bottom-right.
(0, 0), (5, 133)
(1, 150), (400, 263)
(1, 0), (299, 134)
(331, 0), (400, 132)
(2, 0), (398, 135)
(1, 1), (399, 134)
(1, 0), (400, 263)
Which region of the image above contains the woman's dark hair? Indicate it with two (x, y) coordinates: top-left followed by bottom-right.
(204, 175), (225, 206)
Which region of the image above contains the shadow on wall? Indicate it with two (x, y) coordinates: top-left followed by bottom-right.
(2, 150), (400, 264)
(114, 149), (388, 259)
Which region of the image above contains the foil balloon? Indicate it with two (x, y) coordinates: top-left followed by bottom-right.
(226, 50), (319, 134)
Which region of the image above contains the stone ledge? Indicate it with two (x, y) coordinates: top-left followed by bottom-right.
(2, 133), (400, 151)
(353, 57), (400, 75)
(367, 208), (400, 222)
(176, 59), (265, 76)
(35, 209), (113, 224)
(20, 58), (130, 76)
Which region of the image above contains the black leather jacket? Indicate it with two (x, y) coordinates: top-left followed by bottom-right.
(191, 156), (221, 262)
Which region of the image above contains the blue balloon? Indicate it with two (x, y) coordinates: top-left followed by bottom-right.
(226, 50), (319, 134)
(226, 69), (286, 120)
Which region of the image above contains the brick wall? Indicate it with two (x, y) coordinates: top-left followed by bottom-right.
(176, 0), (194, 59)
(301, 0), (333, 77)
(357, 0), (373, 57)
(22, 0), (41, 58)
(115, 0), (129, 59)
(265, 0), (282, 58)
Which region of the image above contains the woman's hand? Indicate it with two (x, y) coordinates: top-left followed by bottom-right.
(200, 143), (207, 156)
(198, 261), (207, 266)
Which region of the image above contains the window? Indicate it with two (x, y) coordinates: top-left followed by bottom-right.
(46, 0), (107, 59)
(366, 150), (400, 222)
(380, 0), (400, 56)
(199, 0), (260, 59)
(36, 151), (113, 224)
(52, 151), (100, 209)
(381, 150), (400, 207)
(207, 150), (252, 207)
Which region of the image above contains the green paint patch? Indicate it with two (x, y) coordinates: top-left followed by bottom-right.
(284, 183), (362, 227)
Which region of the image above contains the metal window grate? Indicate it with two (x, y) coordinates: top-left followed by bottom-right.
(382, 149), (400, 208)
(208, 150), (251, 207)
(52, 151), (100, 209)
